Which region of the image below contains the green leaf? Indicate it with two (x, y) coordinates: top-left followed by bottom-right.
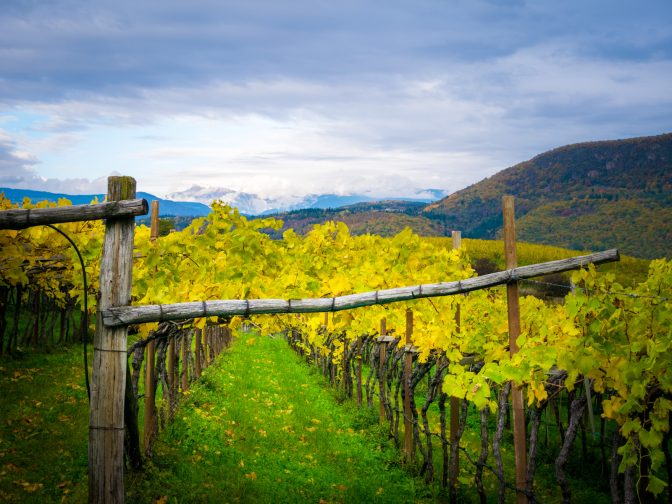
(646, 475), (667, 496)
(638, 427), (662, 449)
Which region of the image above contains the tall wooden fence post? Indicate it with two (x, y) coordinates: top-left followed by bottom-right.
(144, 198), (160, 454)
(143, 199), (159, 457)
(89, 176), (137, 503)
(503, 195), (528, 504)
(450, 231), (461, 495)
(404, 308), (414, 462)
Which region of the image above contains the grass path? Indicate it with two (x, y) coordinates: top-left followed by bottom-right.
(128, 331), (434, 503)
(0, 334), (613, 503)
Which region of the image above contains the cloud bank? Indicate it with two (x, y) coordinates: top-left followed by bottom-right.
(0, 0), (670, 198)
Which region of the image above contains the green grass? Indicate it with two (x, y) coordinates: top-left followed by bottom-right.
(0, 347), (90, 503)
(0, 332), (617, 504)
(127, 331), (434, 503)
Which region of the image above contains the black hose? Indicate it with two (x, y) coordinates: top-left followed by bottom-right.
(45, 224), (91, 403)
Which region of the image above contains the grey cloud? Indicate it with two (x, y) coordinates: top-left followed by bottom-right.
(1, 0), (671, 200)
(2, 0), (670, 104)
(0, 136), (109, 193)
(0, 135), (38, 179)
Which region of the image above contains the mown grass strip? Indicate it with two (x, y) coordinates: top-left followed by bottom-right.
(128, 331), (435, 503)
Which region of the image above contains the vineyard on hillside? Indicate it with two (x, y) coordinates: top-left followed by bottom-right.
(1, 194), (671, 502)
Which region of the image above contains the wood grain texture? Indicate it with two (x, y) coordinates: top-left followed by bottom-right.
(103, 248), (619, 327)
(0, 198), (148, 230)
(143, 340), (156, 457)
(150, 200), (159, 242)
(403, 309), (414, 462)
(378, 318), (388, 422)
(503, 195), (528, 504)
(89, 177), (136, 504)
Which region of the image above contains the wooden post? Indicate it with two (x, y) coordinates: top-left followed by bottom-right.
(142, 199), (160, 456)
(89, 176), (136, 503)
(150, 200), (159, 242)
(167, 336), (175, 409)
(215, 326), (221, 355)
(143, 340), (156, 456)
(181, 331), (189, 392)
(194, 328), (202, 378)
(343, 335), (348, 393)
(379, 318), (387, 422)
(450, 231), (461, 493)
(503, 195), (528, 504)
(404, 308), (414, 462)
(203, 328), (210, 367)
(356, 337), (363, 406)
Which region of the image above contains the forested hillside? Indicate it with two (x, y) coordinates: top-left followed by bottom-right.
(258, 134), (671, 259)
(262, 201), (444, 237)
(424, 133), (672, 259)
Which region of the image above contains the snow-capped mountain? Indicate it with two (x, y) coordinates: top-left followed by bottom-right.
(166, 185), (447, 215)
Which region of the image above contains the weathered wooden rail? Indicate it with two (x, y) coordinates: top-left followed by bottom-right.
(102, 248), (619, 327)
(0, 198), (148, 230)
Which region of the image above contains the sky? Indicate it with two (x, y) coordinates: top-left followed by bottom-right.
(0, 0), (671, 202)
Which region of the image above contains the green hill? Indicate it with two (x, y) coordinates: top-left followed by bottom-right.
(260, 201), (443, 238)
(424, 133), (672, 259)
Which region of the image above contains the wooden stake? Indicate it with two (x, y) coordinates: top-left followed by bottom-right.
(203, 328), (209, 368)
(143, 340), (156, 456)
(194, 328), (202, 378)
(503, 195), (528, 504)
(379, 318), (387, 422)
(404, 308), (414, 462)
(181, 331), (189, 392)
(144, 200), (160, 455)
(450, 231), (461, 493)
(167, 336), (175, 408)
(356, 337), (363, 406)
(89, 176), (136, 503)
(150, 200), (159, 242)
(343, 335), (348, 393)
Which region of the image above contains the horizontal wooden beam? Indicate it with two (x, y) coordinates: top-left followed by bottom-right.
(103, 249), (619, 327)
(0, 198), (148, 230)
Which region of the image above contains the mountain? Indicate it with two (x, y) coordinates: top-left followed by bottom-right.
(258, 200), (443, 238)
(424, 133), (672, 259)
(0, 188), (211, 218)
(258, 133), (672, 259)
(168, 185), (446, 215)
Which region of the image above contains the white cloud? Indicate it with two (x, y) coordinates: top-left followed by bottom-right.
(0, 1), (669, 201)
